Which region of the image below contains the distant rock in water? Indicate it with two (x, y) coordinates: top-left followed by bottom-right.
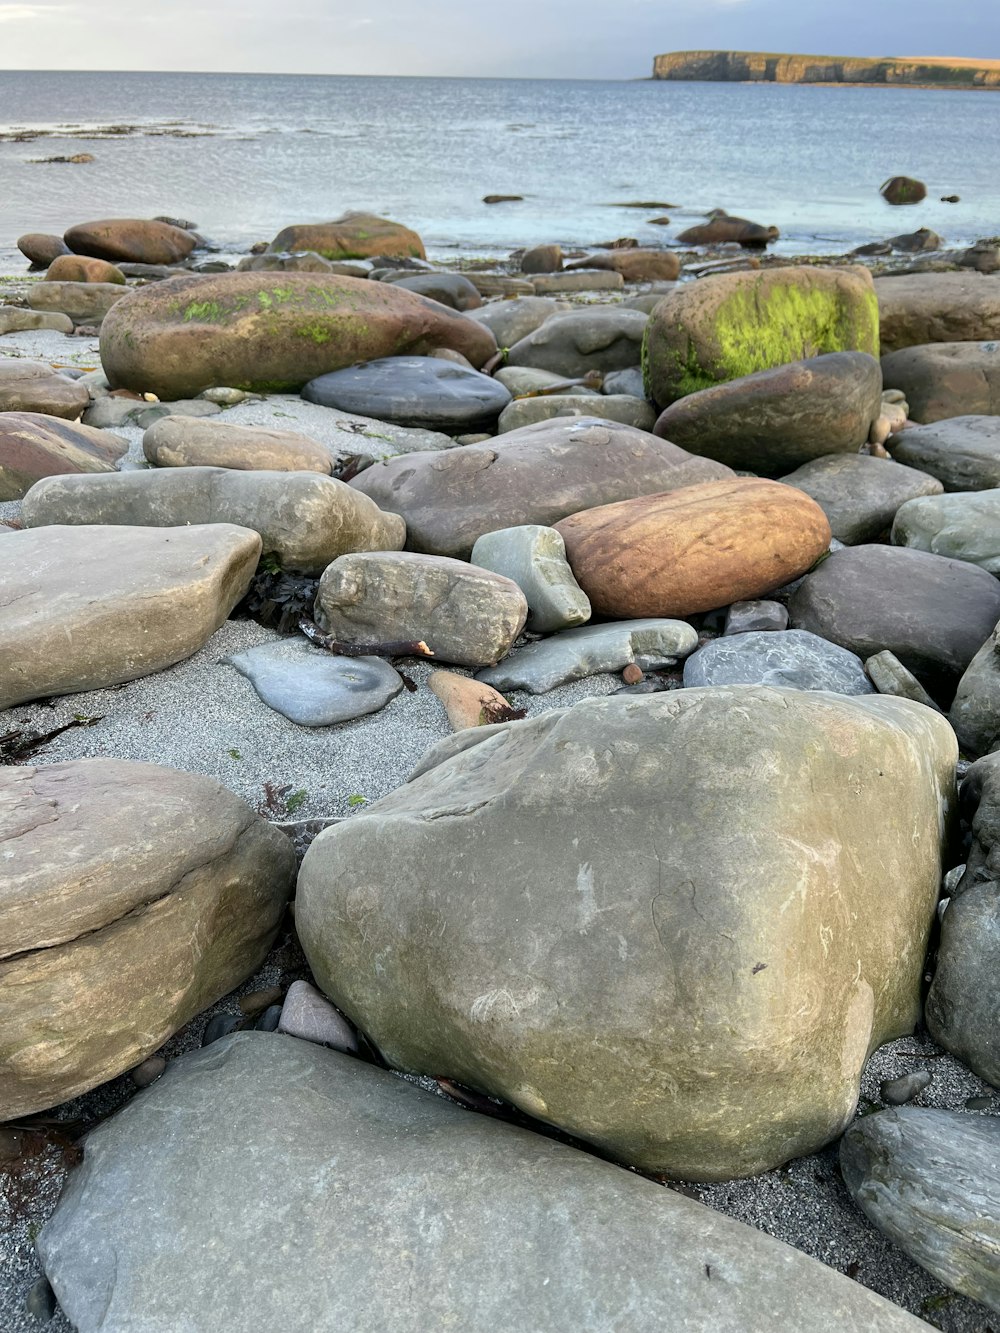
(677, 212), (779, 249)
(652, 50), (1000, 88)
(881, 177), (928, 206)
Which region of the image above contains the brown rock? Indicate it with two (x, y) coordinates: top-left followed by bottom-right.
(17, 233), (71, 267)
(47, 254), (126, 285)
(0, 360), (89, 419)
(880, 176), (927, 206)
(268, 212), (424, 261)
(26, 281), (128, 326)
(677, 215), (779, 247)
(875, 273), (1000, 355)
(428, 670), (517, 729)
(142, 417), (332, 473)
(555, 478), (832, 617)
(0, 412), (127, 500)
(567, 250), (681, 281)
(881, 342), (1000, 423)
(622, 663), (644, 684)
(521, 244), (563, 274)
(64, 218), (197, 265)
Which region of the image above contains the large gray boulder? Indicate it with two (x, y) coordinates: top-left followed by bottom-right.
(21, 466), (404, 574)
(505, 308), (648, 377)
(875, 272), (1000, 354)
(892, 489), (1000, 574)
(297, 686), (956, 1181)
(349, 417), (732, 559)
(0, 762), (295, 1120)
(840, 1108), (1000, 1312)
(781, 453), (942, 544)
(36, 1031), (928, 1333)
(881, 342), (1000, 423)
(888, 416), (1000, 491)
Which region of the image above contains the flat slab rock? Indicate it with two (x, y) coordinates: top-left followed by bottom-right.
(682, 629), (874, 695)
(302, 355), (511, 429)
(224, 638), (403, 726)
(888, 416), (1000, 491)
(0, 411), (127, 501)
(36, 1031), (928, 1333)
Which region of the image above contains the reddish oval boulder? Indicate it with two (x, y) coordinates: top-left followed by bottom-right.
(555, 478), (832, 617)
(0, 413), (126, 500)
(64, 218), (197, 265)
(268, 212), (425, 261)
(47, 254), (126, 285)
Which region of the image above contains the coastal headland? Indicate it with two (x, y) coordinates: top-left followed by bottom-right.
(652, 50), (1000, 88)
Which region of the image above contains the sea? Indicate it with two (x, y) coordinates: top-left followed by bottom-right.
(0, 69), (998, 273)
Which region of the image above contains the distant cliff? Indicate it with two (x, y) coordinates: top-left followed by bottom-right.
(651, 51), (1000, 88)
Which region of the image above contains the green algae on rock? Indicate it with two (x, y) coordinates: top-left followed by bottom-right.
(642, 265), (879, 407)
(99, 272), (498, 399)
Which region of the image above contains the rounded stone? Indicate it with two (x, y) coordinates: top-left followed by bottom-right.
(302, 356), (511, 430)
(682, 630), (874, 695)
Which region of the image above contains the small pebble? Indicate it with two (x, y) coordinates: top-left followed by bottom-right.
(199, 386), (247, 405)
(622, 663), (643, 685)
(239, 986), (284, 1017)
(131, 1055), (166, 1088)
(278, 979), (359, 1052)
(25, 1277), (56, 1323)
(966, 1095), (994, 1111)
(880, 1070), (932, 1105)
(255, 1004), (283, 1032)
(201, 1012), (242, 1047)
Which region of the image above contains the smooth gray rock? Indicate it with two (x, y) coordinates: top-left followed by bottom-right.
(37, 1031), (929, 1333)
(0, 308), (73, 335)
(682, 630), (874, 695)
(953, 753), (1000, 896)
(926, 882), (1000, 1086)
(383, 272), (482, 311)
(494, 366), (592, 396)
(277, 980), (358, 1051)
(866, 651), (943, 713)
(880, 1070), (933, 1105)
(21, 467), (405, 575)
(951, 623), (1000, 755)
(889, 416), (1000, 491)
(223, 638), (403, 726)
(603, 366), (645, 397)
(315, 551), (528, 668)
(467, 296), (565, 348)
(0, 359), (89, 419)
(497, 393), (656, 434)
(477, 618), (696, 692)
(470, 525), (590, 633)
(724, 600), (788, 634)
(840, 1107), (1000, 1312)
(781, 453), (943, 544)
(26, 280), (127, 325)
(302, 356), (511, 430)
(892, 489), (1000, 573)
(81, 396), (150, 429)
(505, 308), (648, 377)
(881, 342), (1000, 424)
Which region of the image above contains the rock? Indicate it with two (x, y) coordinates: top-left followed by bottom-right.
(565, 250), (681, 281)
(643, 266), (879, 406)
(788, 544), (1000, 691)
(470, 525), (591, 633)
(24, 1278), (56, 1323)
(926, 883), (1000, 1085)
(724, 600), (788, 634)
(298, 687), (956, 1179)
(888, 228), (944, 254)
(892, 489), (1000, 573)
(959, 243), (1000, 274)
(17, 232), (71, 266)
(882, 343), (1000, 423)
(82, 397), (158, 429)
(132, 1055), (167, 1088)
(677, 215), (779, 247)
(350, 417), (731, 559)
(36, 1031), (930, 1333)
(64, 217), (197, 265)
(652, 352), (883, 474)
(268, 213), (424, 261)
(840, 1107), (1000, 1311)
(383, 272), (482, 311)
(880, 176), (927, 205)
(46, 254), (126, 284)
(467, 273), (536, 297)
(0, 359), (89, 419)
(506, 309), (647, 377)
(682, 630), (874, 695)
(554, 478), (831, 618)
(302, 356), (511, 430)
(238, 251), (333, 273)
(315, 552), (527, 668)
(497, 393), (656, 434)
(477, 619), (698, 693)
(224, 638), (403, 726)
(0, 308), (73, 335)
(428, 671), (517, 729)
(143, 417), (332, 473)
(467, 295), (565, 347)
(875, 273), (1000, 354)
(951, 624), (1000, 755)
(494, 366), (588, 396)
(199, 387), (247, 405)
(879, 1070), (933, 1104)
(889, 416), (1000, 490)
(0, 412), (127, 499)
(521, 244), (563, 273)
(27, 280), (127, 325)
(521, 270), (625, 295)
(22, 467), (404, 576)
(130, 399), (223, 430)
(603, 367), (645, 397)
(780, 453), (943, 543)
(0, 761), (295, 1118)
(866, 652), (943, 712)
(0, 524), (261, 708)
(483, 193), (523, 203)
(277, 981), (358, 1051)
(100, 272), (497, 399)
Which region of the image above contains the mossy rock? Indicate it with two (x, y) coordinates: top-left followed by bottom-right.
(642, 266), (880, 407)
(267, 212), (425, 262)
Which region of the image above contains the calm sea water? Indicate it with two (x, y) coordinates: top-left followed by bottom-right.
(0, 70), (998, 273)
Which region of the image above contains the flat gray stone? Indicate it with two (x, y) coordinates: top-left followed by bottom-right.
(840, 1107), (1000, 1313)
(889, 416), (1000, 491)
(506, 308), (647, 377)
(926, 882), (1000, 1086)
(224, 638), (403, 726)
(781, 453), (943, 544)
(477, 618), (697, 693)
(467, 295), (565, 347)
(470, 524), (591, 633)
(494, 366), (592, 396)
(682, 630), (874, 695)
(36, 1030), (928, 1333)
(892, 489), (1000, 574)
(498, 393), (656, 434)
(866, 651), (942, 712)
(302, 356), (510, 430)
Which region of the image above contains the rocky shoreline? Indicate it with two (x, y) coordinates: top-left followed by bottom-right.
(2, 209), (1000, 1331)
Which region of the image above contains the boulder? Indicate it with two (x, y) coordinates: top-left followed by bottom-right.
(880, 176), (926, 205)
(682, 630), (874, 695)
(142, 417), (333, 473)
(497, 393), (656, 434)
(467, 295), (565, 347)
(470, 525), (591, 633)
(383, 272), (482, 311)
(99, 272), (497, 399)
(788, 544), (1000, 691)
(27, 280), (128, 325)
(0, 308), (73, 335)
(892, 489), (1000, 573)
(297, 686), (956, 1179)
(46, 254), (126, 285)
(875, 273), (1000, 354)
(643, 266), (879, 406)
(0, 412), (127, 500)
(64, 217), (197, 265)
(950, 624), (1000, 756)
(926, 881), (1000, 1085)
(21, 467), (404, 576)
(17, 232), (71, 266)
(0, 524), (261, 708)
(881, 342), (1000, 423)
(0, 359), (89, 419)
(36, 1031), (930, 1333)
(314, 552), (527, 668)
(520, 244), (563, 273)
(349, 417), (732, 559)
(0, 762), (295, 1120)
(505, 308), (648, 377)
(676, 214), (779, 247)
(841, 1108), (1000, 1312)
(267, 213), (425, 261)
(554, 478), (831, 618)
(529, 271), (624, 294)
(780, 453), (943, 544)
(566, 250), (681, 281)
(302, 356), (511, 430)
(888, 416), (1000, 490)
(652, 352), (883, 474)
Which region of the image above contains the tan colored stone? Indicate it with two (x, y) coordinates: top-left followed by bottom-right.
(568, 249), (681, 281)
(267, 212), (425, 261)
(143, 417), (332, 473)
(875, 273), (1000, 355)
(46, 254), (126, 284)
(64, 217), (196, 265)
(428, 670), (516, 730)
(555, 478), (832, 617)
(0, 360), (89, 419)
(27, 281), (127, 325)
(0, 412), (126, 500)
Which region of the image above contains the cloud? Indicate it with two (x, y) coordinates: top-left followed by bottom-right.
(0, 2), (71, 18)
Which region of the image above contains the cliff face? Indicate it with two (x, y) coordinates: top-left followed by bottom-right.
(651, 51), (1000, 88)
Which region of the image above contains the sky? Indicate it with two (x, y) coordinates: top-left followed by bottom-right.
(0, 0), (997, 79)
